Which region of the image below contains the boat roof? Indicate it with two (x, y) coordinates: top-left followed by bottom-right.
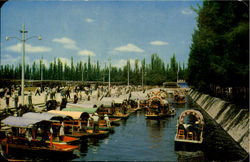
(112, 97), (125, 104)
(67, 103), (99, 109)
(99, 97), (114, 107)
(48, 110), (87, 120)
(22, 112), (67, 121)
(2, 116), (49, 128)
(178, 110), (204, 125)
(149, 96), (167, 106)
(62, 107), (98, 114)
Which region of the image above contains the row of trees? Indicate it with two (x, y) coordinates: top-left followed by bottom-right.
(187, 0), (249, 107)
(0, 53), (188, 85)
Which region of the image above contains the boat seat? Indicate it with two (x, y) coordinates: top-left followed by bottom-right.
(177, 129), (185, 139)
(187, 132), (193, 140)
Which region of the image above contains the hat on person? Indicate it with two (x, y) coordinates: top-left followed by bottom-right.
(94, 113), (98, 116)
(104, 114), (108, 117)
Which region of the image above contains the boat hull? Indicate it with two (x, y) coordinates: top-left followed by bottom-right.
(172, 100), (187, 104)
(87, 126), (115, 133)
(0, 142), (78, 159)
(110, 114), (129, 119)
(174, 139), (203, 151)
(67, 130), (109, 139)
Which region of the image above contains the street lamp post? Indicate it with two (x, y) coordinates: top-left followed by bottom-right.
(6, 24), (42, 105)
(108, 58), (111, 92)
(142, 68), (144, 89)
(127, 60), (130, 88)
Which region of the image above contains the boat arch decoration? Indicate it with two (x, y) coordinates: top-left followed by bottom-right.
(149, 96), (164, 107)
(178, 110), (204, 125)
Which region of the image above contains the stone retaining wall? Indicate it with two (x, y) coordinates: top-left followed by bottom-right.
(188, 89), (249, 153)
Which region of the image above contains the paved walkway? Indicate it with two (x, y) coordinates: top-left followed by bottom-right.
(0, 92), (96, 110)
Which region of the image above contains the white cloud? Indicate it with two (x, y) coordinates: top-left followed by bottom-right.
(52, 37), (78, 50)
(150, 41), (168, 46)
(78, 50), (96, 56)
(2, 54), (19, 65)
(181, 9), (193, 15)
(114, 44), (144, 53)
(113, 59), (140, 69)
(6, 43), (51, 53)
(86, 18), (94, 23)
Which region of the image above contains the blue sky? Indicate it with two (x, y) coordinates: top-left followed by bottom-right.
(1, 0), (202, 69)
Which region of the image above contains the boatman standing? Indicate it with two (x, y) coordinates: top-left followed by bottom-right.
(104, 114), (111, 127)
(92, 113), (99, 133)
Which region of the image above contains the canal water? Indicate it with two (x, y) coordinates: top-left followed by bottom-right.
(72, 96), (247, 161)
(72, 97), (201, 161)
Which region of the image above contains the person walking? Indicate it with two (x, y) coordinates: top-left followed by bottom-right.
(28, 90), (32, 105)
(44, 90), (48, 104)
(5, 91), (10, 108)
(13, 91), (19, 109)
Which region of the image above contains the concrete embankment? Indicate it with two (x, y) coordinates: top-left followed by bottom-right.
(188, 89), (249, 153)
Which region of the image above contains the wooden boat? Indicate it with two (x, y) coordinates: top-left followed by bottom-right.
(48, 110), (110, 138)
(174, 110), (204, 151)
(130, 91), (149, 109)
(168, 108), (176, 117)
(22, 112), (80, 145)
(87, 125), (115, 132)
(62, 106), (115, 132)
(172, 93), (187, 104)
(66, 129), (109, 138)
(0, 116), (79, 158)
(109, 118), (121, 126)
(145, 96), (173, 119)
(97, 97), (115, 116)
(110, 113), (130, 119)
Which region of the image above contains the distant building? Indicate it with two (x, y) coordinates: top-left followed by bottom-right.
(163, 82), (178, 88)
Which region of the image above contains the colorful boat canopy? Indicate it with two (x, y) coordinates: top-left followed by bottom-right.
(67, 103), (99, 109)
(178, 110), (204, 125)
(62, 107), (98, 114)
(2, 116), (45, 128)
(48, 110), (88, 120)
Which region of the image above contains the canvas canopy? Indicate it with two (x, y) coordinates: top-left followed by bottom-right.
(112, 98), (125, 104)
(119, 94), (129, 100)
(62, 107), (97, 114)
(67, 103), (100, 109)
(22, 112), (69, 121)
(99, 97), (114, 107)
(178, 110), (204, 125)
(2, 116), (46, 128)
(48, 110), (87, 120)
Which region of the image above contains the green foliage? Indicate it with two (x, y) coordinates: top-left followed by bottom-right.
(1, 53), (188, 85)
(188, 0), (249, 92)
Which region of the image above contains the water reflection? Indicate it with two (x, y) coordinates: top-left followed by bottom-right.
(176, 151), (205, 162)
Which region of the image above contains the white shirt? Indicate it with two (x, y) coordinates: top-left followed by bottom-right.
(92, 115), (99, 122)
